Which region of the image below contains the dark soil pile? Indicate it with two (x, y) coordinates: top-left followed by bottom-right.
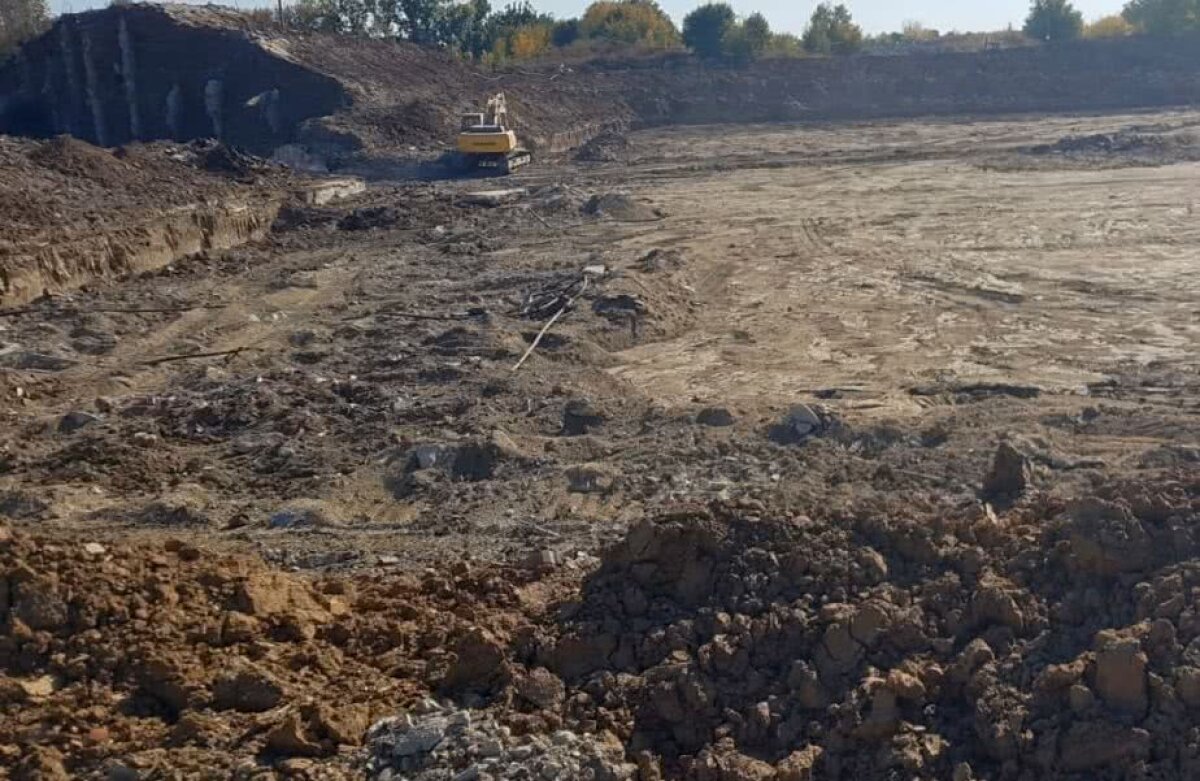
(513, 471), (1200, 779)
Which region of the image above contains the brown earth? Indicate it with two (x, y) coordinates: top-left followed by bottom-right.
(2, 108), (1200, 779)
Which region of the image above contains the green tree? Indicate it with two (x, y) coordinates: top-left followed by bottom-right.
(1122, 0), (1200, 34)
(682, 2), (734, 58)
(802, 3), (862, 54)
(1023, 0), (1084, 41)
(551, 17), (580, 46)
(434, 0), (492, 55)
(743, 12), (770, 51)
(579, 0), (677, 46)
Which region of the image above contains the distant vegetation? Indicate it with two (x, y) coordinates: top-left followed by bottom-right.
(0, 0), (49, 60)
(2, 0), (1198, 67)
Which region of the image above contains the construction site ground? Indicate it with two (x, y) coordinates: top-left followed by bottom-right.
(1, 108), (1198, 780)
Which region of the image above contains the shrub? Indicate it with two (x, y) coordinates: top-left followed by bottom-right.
(1084, 13), (1137, 36)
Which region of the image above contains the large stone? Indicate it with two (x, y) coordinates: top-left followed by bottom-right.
(513, 667), (566, 710)
(441, 628), (510, 694)
(982, 442), (1031, 499)
(1175, 666), (1200, 707)
(1093, 632), (1148, 715)
(212, 665), (285, 713)
(1057, 722), (1150, 772)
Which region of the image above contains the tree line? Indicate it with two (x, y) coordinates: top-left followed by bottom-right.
(1024, 0), (1200, 42)
(283, 0), (1200, 61)
(1, 0), (1198, 65)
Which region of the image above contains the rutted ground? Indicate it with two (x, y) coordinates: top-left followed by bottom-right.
(1, 110), (1198, 780)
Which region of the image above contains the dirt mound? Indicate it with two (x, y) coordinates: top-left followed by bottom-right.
(27, 135), (135, 184)
(0, 524), (535, 778)
(576, 131), (632, 163)
(521, 472), (1200, 779)
(583, 192), (663, 223)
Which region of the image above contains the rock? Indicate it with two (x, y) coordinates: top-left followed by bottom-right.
(815, 620), (864, 680)
(885, 669), (927, 703)
(514, 667), (566, 710)
(856, 681), (900, 741)
(312, 702), (370, 745)
(0, 676), (29, 705)
(219, 611), (261, 644)
(13, 747), (70, 781)
(524, 549), (560, 571)
(10, 577), (68, 631)
(718, 752), (776, 781)
(82, 542), (106, 557)
(1057, 722), (1150, 772)
(1093, 632), (1148, 715)
(769, 404), (827, 444)
(1176, 667), (1200, 707)
(775, 745), (822, 781)
(982, 442), (1031, 500)
(409, 443), (454, 471)
(696, 407), (735, 427)
(58, 411), (101, 433)
(857, 547), (888, 583)
(441, 627), (510, 695)
(212, 665), (285, 713)
(561, 399), (605, 436)
(952, 763), (974, 781)
(265, 712), (324, 757)
(1068, 683), (1095, 715)
(566, 463), (617, 494)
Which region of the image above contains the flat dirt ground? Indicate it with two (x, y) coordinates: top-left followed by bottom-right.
(2, 109), (1198, 780)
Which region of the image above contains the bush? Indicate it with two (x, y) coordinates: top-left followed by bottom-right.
(682, 2), (735, 59)
(1023, 0), (1083, 41)
(1122, 0), (1200, 34)
(1084, 13), (1137, 36)
(763, 31), (803, 57)
(802, 3), (862, 55)
(578, 0), (678, 46)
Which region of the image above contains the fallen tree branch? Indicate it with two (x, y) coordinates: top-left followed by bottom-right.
(140, 347), (257, 366)
(512, 276), (589, 372)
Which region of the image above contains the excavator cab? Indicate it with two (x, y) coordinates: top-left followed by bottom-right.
(453, 93), (531, 174)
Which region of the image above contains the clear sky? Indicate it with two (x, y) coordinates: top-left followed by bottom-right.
(49, 0), (1130, 35)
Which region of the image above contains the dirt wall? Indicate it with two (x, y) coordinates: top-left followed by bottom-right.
(0, 5), (347, 152)
(602, 35), (1200, 128)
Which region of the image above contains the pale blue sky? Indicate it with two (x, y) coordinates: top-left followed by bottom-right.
(49, 0), (1129, 35)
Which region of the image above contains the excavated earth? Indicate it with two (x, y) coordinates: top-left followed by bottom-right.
(1, 108), (1199, 780)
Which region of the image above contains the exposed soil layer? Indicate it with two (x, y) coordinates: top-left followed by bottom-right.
(0, 136), (294, 306)
(2, 109), (1199, 779)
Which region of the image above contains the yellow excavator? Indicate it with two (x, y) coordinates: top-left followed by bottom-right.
(452, 93), (532, 175)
